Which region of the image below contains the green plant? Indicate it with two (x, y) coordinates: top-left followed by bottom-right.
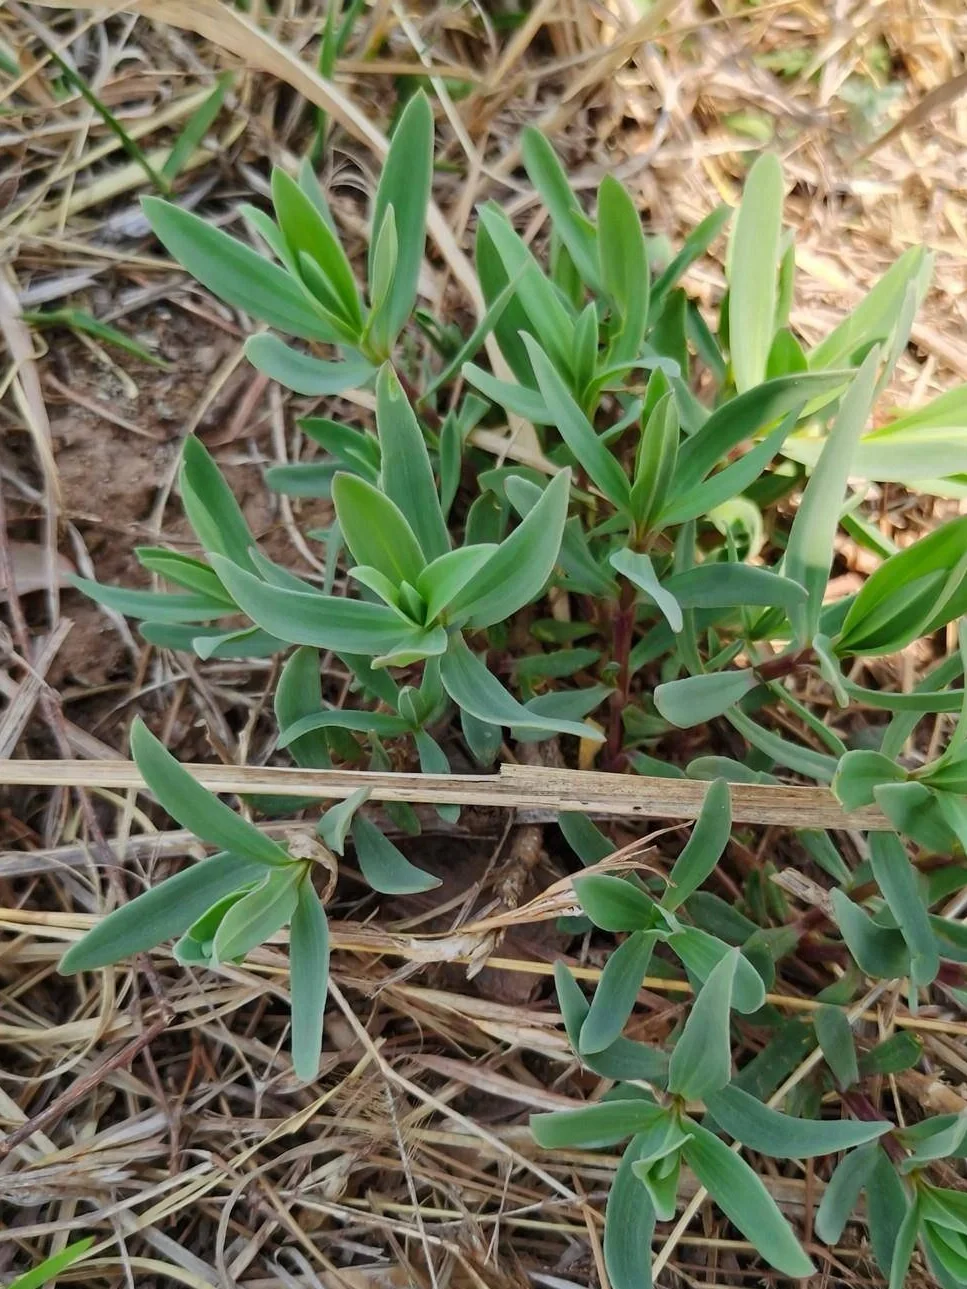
(64, 104), (967, 1283)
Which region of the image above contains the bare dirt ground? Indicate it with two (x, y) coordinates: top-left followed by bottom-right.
(2, 2), (967, 1286)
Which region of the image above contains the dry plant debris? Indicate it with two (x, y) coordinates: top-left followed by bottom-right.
(2, 2), (967, 1287)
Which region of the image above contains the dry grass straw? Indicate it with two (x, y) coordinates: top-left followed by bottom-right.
(3, 0), (967, 1285)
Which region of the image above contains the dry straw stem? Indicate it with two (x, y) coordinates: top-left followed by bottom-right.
(0, 757), (887, 828)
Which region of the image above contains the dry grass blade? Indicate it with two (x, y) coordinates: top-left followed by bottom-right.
(0, 757), (886, 828)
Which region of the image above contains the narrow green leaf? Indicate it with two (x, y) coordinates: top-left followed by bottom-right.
(439, 632), (598, 740)
(784, 348), (880, 640)
(375, 365), (450, 561)
(462, 363), (553, 424)
(573, 873), (658, 932)
(681, 1118), (815, 1277)
(659, 417), (795, 527)
(654, 669), (758, 728)
(598, 174), (648, 364)
(131, 718), (290, 865)
(460, 707), (502, 767)
(446, 469), (571, 628)
(8, 1237), (95, 1289)
(815, 1004), (860, 1089)
(351, 814), (439, 893)
(210, 556), (407, 654)
(522, 128), (600, 290)
(523, 336), (631, 508)
(888, 1197), (921, 1289)
(815, 1144), (879, 1243)
(21, 307), (170, 368)
(71, 576), (226, 624)
(651, 204), (731, 312)
(559, 813), (613, 866)
(609, 548), (683, 633)
(858, 1032), (923, 1078)
(212, 864), (302, 964)
(143, 197), (338, 341)
(278, 708), (409, 747)
(728, 153), (784, 392)
(162, 72), (233, 182)
(179, 434), (259, 573)
(663, 562), (807, 613)
(667, 926), (766, 1014)
(368, 91), (433, 345)
(810, 246), (927, 371)
(667, 947), (739, 1099)
(604, 1137), (657, 1289)
(867, 1148), (913, 1280)
(331, 473), (426, 587)
(833, 749), (906, 811)
(579, 930), (659, 1054)
(289, 879), (330, 1081)
(318, 787), (371, 855)
(705, 1084), (888, 1158)
(830, 888), (911, 980)
(59, 851), (267, 972)
(276, 647), (331, 769)
(630, 392), (677, 531)
(271, 167), (361, 329)
(135, 548), (232, 604)
(244, 334), (374, 395)
(554, 962), (669, 1084)
(531, 1098), (666, 1150)
(674, 371), (846, 494)
(478, 204), (575, 375)
(662, 778), (731, 910)
(869, 831), (939, 987)
(414, 545), (497, 624)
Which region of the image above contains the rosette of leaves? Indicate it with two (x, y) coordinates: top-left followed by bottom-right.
(75, 364), (603, 749)
(140, 93), (435, 393)
(60, 720), (331, 1081)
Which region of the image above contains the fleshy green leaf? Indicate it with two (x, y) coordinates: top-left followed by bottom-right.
(351, 814), (439, 893)
(681, 1118), (815, 1277)
(661, 779), (731, 910)
(143, 197), (338, 341)
(574, 873), (658, 932)
(368, 91), (433, 346)
(439, 632), (598, 740)
(815, 1144), (879, 1243)
(375, 365), (450, 562)
(59, 850), (267, 972)
(579, 930), (659, 1054)
(447, 469), (571, 628)
(868, 831), (939, 987)
(522, 128), (600, 290)
(554, 962), (669, 1084)
(830, 888), (911, 980)
(667, 947), (739, 1099)
(276, 647), (331, 769)
(728, 152), (784, 393)
(783, 348), (880, 640)
(654, 669), (758, 728)
(815, 1004), (859, 1089)
(332, 473), (426, 588)
(212, 864), (302, 964)
(271, 166), (361, 330)
(833, 749), (906, 811)
(523, 336), (631, 509)
(705, 1084), (888, 1157)
(289, 879), (330, 1081)
(71, 576), (226, 624)
(210, 556), (407, 654)
(598, 174), (648, 365)
(244, 334), (374, 395)
(318, 787), (371, 855)
(604, 1136), (657, 1289)
(662, 562), (807, 613)
(610, 548), (683, 633)
(530, 1098), (666, 1150)
(131, 718), (291, 865)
